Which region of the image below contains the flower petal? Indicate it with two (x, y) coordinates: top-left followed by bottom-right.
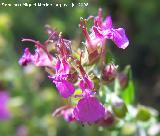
(79, 77), (94, 91)
(54, 80), (75, 98)
(103, 16), (112, 29)
(63, 108), (75, 122)
(52, 106), (75, 122)
(18, 48), (33, 66)
(73, 97), (105, 123)
(92, 26), (104, 39)
(55, 59), (70, 75)
(34, 48), (54, 67)
(111, 28), (129, 49)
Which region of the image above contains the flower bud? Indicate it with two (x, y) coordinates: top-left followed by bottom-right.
(102, 64), (117, 83)
(121, 123), (136, 136)
(136, 105), (151, 121)
(111, 96), (128, 118)
(118, 72), (128, 88)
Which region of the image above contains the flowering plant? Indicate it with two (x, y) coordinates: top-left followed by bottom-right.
(19, 8), (159, 134)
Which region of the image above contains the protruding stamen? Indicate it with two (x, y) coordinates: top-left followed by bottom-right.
(79, 18), (94, 51)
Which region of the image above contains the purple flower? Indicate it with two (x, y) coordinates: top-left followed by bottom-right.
(55, 58), (70, 74)
(53, 80), (75, 98)
(52, 106), (75, 122)
(92, 9), (129, 49)
(33, 46), (54, 67)
(46, 26), (72, 57)
(19, 39), (54, 68)
(63, 107), (75, 122)
(79, 18), (105, 54)
(49, 59), (75, 98)
(74, 74), (105, 123)
(45, 25), (59, 42)
(79, 77), (94, 91)
(0, 91), (11, 120)
(46, 30), (75, 98)
(102, 63), (117, 82)
(73, 95), (105, 124)
(18, 48), (34, 66)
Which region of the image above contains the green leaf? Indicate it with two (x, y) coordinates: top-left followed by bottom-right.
(120, 65), (135, 104)
(121, 80), (135, 104)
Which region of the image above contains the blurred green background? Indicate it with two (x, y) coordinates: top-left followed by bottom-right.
(0, 0), (159, 135)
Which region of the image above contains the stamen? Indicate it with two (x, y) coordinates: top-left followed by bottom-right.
(79, 18), (94, 51)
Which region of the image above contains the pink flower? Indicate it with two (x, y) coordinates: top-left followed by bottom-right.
(18, 48), (34, 66)
(92, 9), (129, 49)
(53, 80), (75, 98)
(52, 106), (75, 122)
(79, 18), (105, 54)
(63, 108), (75, 122)
(49, 59), (75, 98)
(55, 58), (70, 74)
(46, 26), (71, 58)
(102, 63), (117, 82)
(33, 46), (54, 67)
(45, 25), (59, 42)
(79, 76), (94, 91)
(74, 71), (105, 123)
(73, 96), (105, 124)
(19, 39), (54, 68)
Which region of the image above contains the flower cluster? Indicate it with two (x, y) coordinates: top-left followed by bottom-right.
(19, 8), (129, 124)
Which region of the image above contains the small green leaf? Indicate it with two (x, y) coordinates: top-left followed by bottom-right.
(120, 65), (135, 104)
(111, 96), (128, 118)
(121, 80), (135, 104)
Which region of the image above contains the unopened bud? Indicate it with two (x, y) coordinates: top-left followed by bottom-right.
(111, 96), (128, 118)
(136, 105), (151, 121)
(121, 123), (136, 136)
(102, 64), (117, 83)
(118, 72), (128, 88)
